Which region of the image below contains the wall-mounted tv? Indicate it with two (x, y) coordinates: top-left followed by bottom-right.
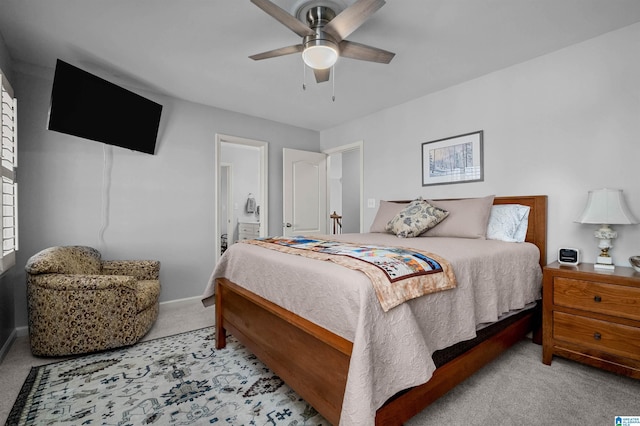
(48, 59), (163, 155)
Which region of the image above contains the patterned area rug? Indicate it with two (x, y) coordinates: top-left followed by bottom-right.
(7, 327), (329, 425)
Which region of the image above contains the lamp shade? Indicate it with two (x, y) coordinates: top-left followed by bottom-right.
(575, 188), (638, 225)
(302, 40), (338, 70)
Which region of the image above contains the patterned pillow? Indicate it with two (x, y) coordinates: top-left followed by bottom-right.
(385, 199), (449, 238)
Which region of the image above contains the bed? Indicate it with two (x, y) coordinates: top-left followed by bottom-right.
(202, 195), (547, 425)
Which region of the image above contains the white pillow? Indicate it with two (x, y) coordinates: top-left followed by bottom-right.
(486, 204), (530, 243)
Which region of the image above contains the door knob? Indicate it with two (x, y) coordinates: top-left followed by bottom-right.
(285, 223), (292, 228)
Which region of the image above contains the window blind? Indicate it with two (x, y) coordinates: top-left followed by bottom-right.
(0, 71), (17, 273)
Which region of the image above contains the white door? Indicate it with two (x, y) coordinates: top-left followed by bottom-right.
(283, 148), (327, 236)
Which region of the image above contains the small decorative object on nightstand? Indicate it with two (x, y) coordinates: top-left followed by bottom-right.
(542, 262), (640, 378)
(558, 247), (580, 266)
(630, 256), (640, 273)
(575, 188), (638, 270)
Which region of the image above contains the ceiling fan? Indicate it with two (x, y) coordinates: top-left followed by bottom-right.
(249, 0), (395, 83)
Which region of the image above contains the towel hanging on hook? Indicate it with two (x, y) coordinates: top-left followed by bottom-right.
(246, 193), (256, 214)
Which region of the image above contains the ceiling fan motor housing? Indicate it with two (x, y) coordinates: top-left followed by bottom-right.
(302, 6), (339, 68)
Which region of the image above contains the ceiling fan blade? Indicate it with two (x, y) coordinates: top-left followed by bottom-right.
(250, 0), (314, 38)
(323, 0), (385, 42)
(250, 44), (303, 61)
(314, 68), (331, 83)
(339, 40), (395, 63)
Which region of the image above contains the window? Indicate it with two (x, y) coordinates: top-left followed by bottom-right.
(0, 70), (17, 272)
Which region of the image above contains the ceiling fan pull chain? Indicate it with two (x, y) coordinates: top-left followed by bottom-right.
(332, 64), (336, 102)
(302, 61), (307, 91)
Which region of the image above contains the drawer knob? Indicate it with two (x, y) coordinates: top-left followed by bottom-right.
(594, 332), (602, 341)
(593, 295), (602, 303)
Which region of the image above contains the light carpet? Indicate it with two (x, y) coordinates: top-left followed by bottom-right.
(7, 327), (328, 425)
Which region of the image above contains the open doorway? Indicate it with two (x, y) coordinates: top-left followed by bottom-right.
(325, 141), (364, 234)
(215, 134), (268, 261)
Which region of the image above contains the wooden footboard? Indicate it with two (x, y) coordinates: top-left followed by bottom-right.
(215, 277), (352, 426)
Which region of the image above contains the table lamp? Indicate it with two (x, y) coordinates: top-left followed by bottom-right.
(575, 188), (638, 270)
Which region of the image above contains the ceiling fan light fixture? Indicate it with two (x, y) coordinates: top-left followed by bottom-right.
(302, 40), (338, 69)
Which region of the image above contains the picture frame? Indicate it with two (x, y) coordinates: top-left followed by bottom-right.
(421, 130), (484, 186)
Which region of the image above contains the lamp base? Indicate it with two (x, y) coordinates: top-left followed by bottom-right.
(594, 263), (615, 270)
(596, 256), (613, 265)
(594, 256), (615, 270)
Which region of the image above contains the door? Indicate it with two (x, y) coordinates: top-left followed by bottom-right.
(283, 148), (327, 236)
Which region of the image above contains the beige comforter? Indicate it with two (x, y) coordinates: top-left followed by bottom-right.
(202, 233), (542, 426)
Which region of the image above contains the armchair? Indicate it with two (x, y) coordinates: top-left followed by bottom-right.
(25, 246), (161, 356)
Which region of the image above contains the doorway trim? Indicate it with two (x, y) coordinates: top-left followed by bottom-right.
(219, 162), (233, 254)
(323, 140), (364, 233)
(215, 134), (269, 261)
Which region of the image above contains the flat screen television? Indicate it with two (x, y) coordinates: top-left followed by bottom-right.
(48, 59), (163, 155)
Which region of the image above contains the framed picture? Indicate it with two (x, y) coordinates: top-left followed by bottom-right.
(421, 130), (484, 186)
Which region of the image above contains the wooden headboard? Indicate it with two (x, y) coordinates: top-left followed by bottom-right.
(396, 195), (548, 268)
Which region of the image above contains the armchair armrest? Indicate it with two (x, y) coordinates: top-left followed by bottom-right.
(29, 274), (138, 291)
(101, 260), (160, 280)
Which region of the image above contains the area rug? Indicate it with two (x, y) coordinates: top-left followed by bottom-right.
(7, 327), (329, 425)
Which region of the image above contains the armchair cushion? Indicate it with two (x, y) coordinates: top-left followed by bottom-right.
(102, 260), (160, 280)
(28, 274), (139, 292)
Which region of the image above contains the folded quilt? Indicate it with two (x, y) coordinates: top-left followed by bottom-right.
(242, 236), (457, 312)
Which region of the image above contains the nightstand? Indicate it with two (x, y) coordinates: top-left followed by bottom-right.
(542, 262), (640, 378)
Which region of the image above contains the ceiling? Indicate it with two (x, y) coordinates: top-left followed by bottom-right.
(2, 0), (640, 131)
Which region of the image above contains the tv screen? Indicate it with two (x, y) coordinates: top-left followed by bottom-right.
(48, 59), (162, 155)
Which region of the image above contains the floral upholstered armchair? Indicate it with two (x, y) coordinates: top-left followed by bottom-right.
(25, 246), (161, 356)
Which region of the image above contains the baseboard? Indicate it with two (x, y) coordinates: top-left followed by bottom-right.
(159, 295), (202, 306)
(16, 325), (28, 337)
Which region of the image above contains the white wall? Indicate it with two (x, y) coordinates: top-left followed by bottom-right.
(321, 23), (640, 266)
(12, 63), (319, 328)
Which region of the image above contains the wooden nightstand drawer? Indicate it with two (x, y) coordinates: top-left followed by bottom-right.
(553, 277), (640, 321)
(554, 311), (640, 361)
